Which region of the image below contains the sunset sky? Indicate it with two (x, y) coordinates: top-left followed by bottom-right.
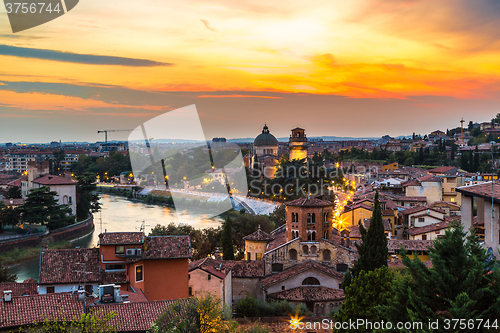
(1, 0), (500, 142)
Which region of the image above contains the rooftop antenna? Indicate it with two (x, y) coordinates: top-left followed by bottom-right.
(136, 220), (150, 233)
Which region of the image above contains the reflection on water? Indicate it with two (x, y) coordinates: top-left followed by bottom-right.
(9, 194), (223, 281)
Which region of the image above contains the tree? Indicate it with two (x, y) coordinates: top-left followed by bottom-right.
(473, 146), (480, 173)
(334, 267), (394, 332)
(0, 256), (17, 282)
(221, 214), (234, 260)
(75, 173), (101, 220)
(150, 294), (237, 333)
(5, 186), (22, 199)
(20, 186), (74, 230)
(344, 191), (388, 288)
(468, 120), (474, 131)
(404, 157), (414, 166)
(380, 221), (500, 332)
(268, 205), (285, 228)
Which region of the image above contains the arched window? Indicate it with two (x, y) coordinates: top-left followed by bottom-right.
(307, 213), (312, 223)
(312, 213), (315, 223)
(289, 249), (297, 261)
(323, 212), (328, 222)
(323, 230), (328, 239)
(302, 277), (320, 285)
(302, 245), (309, 255)
(310, 245), (317, 255)
(271, 263), (284, 273)
(63, 195), (68, 204)
(311, 231), (316, 241)
(323, 249), (331, 261)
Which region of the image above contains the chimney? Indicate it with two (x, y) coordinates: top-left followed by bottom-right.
(113, 285), (121, 303)
(4, 290), (12, 302)
(78, 289), (85, 302)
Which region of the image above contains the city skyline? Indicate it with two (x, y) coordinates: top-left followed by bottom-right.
(1, 0), (500, 142)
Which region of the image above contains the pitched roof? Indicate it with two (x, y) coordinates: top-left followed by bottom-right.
(99, 232), (144, 245)
(188, 258), (229, 279)
(285, 196), (333, 207)
(0, 293), (83, 330)
(242, 228), (274, 242)
(407, 222), (449, 236)
(456, 181), (500, 202)
(400, 205), (446, 216)
(32, 174), (75, 186)
(428, 166), (458, 175)
(88, 299), (189, 332)
(261, 260), (344, 289)
(267, 286), (344, 302)
(349, 219), (392, 238)
(188, 258), (265, 278)
(143, 236), (192, 259)
(387, 240), (434, 252)
(2, 198), (24, 206)
(265, 230), (287, 253)
(0, 280), (38, 297)
(39, 248), (101, 285)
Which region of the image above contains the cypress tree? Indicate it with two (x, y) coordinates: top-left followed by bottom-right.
(221, 214), (234, 260)
(343, 191), (388, 288)
(473, 146), (480, 173)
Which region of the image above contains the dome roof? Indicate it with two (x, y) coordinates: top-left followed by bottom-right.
(254, 124), (279, 146)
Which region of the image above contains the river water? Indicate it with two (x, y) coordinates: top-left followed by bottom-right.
(9, 194), (223, 282)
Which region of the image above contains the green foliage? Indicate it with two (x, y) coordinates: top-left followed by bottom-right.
(221, 214), (235, 260)
(18, 311), (118, 332)
(234, 295), (311, 318)
(76, 172), (101, 220)
(334, 266), (394, 332)
(19, 186), (75, 230)
(72, 152), (132, 181)
(268, 205), (286, 228)
(5, 185), (22, 199)
(151, 294), (237, 333)
(0, 256), (17, 282)
(380, 221), (500, 332)
(345, 191), (388, 288)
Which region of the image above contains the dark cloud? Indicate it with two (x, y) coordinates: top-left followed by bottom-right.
(0, 45), (173, 67)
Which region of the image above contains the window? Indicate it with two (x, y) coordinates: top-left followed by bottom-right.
(323, 212), (328, 222)
(311, 232), (316, 241)
(272, 263), (284, 272)
(302, 277), (320, 286)
(289, 249), (298, 261)
(282, 286), (285, 291)
(256, 253), (262, 260)
(46, 286), (55, 293)
(115, 246), (125, 254)
(336, 263), (348, 273)
(312, 213), (315, 223)
(310, 245), (317, 255)
(418, 218), (425, 223)
(421, 234), (427, 240)
(451, 198), (455, 203)
(208, 274), (211, 281)
(451, 188), (455, 192)
(105, 264), (125, 270)
(247, 252), (251, 260)
(69, 196), (72, 204)
(323, 249), (331, 261)
(302, 245), (309, 255)
(63, 195), (68, 204)
(189, 287), (193, 296)
(135, 265), (143, 282)
(188, 274), (190, 280)
(307, 213), (312, 223)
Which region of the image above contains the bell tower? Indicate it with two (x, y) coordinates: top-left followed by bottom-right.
(289, 127), (308, 161)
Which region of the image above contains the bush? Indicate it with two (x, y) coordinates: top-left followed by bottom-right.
(234, 296), (311, 318)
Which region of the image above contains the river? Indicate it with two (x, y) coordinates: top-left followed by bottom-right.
(9, 194), (223, 282)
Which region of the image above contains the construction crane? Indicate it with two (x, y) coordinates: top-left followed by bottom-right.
(97, 129), (131, 152)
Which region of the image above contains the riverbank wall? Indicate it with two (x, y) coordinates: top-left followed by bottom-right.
(0, 216), (94, 254)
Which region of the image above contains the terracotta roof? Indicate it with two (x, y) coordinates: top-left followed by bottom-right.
(2, 198), (24, 206)
(418, 175), (442, 183)
(428, 166), (458, 175)
(388, 260), (433, 268)
(7, 178), (22, 187)
(267, 286), (344, 302)
(457, 181), (500, 202)
(88, 299), (189, 332)
(285, 196), (333, 207)
(349, 219), (392, 238)
(430, 201), (461, 209)
(188, 258), (265, 278)
(394, 196), (427, 202)
(32, 174), (75, 186)
(265, 230), (287, 252)
(99, 232), (144, 245)
(342, 203), (373, 214)
(143, 236), (192, 259)
(407, 222), (449, 236)
(387, 240), (434, 253)
(400, 205), (446, 216)
(39, 248), (101, 285)
(0, 280), (38, 297)
(243, 228), (274, 242)
(0, 293), (83, 330)
(261, 260), (344, 289)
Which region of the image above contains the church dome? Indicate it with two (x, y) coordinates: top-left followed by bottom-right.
(254, 125), (279, 146)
